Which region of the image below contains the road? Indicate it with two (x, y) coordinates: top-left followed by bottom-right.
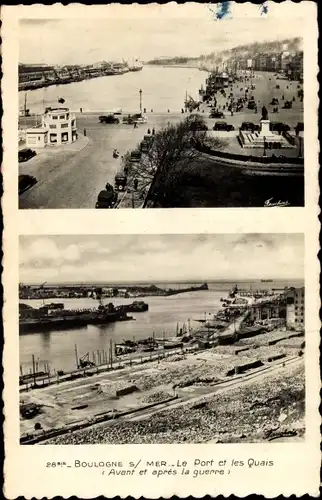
(19, 113), (183, 209)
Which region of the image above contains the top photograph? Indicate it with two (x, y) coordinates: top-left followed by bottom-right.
(17, 3), (306, 209)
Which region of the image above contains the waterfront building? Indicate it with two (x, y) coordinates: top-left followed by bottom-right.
(42, 107), (77, 145)
(286, 287), (305, 329)
(26, 107), (77, 147)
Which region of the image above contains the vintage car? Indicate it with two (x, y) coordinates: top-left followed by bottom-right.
(95, 185), (117, 209)
(209, 110), (225, 119)
(240, 122), (260, 132)
(114, 172), (128, 191)
(122, 114), (147, 125)
(213, 121), (235, 131)
(18, 148), (36, 163)
(19, 174), (37, 194)
(99, 114), (120, 124)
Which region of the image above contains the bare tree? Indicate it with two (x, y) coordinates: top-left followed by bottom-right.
(124, 114), (227, 205)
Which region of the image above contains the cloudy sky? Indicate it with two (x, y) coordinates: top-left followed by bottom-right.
(19, 2), (305, 64)
(19, 234), (304, 284)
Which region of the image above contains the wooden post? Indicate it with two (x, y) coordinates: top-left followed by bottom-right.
(32, 354), (36, 386)
(75, 344), (78, 369)
(110, 339), (113, 368)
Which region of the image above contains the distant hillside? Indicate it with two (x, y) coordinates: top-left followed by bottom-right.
(147, 37), (303, 67)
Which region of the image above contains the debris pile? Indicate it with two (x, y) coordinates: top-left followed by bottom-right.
(142, 391), (172, 404)
(44, 361), (304, 445)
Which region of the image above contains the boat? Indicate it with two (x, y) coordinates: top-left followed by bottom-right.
(128, 59), (143, 72)
(116, 301), (149, 313)
(19, 302), (133, 334)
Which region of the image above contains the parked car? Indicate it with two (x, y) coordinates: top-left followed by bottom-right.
(99, 114), (120, 124)
(129, 151), (142, 163)
(95, 188), (117, 209)
(247, 101), (257, 110)
(240, 122), (260, 132)
(210, 110), (225, 119)
(18, 174), (37, 194)
(123, 114), (147, 125)
(18, 148), (36, 163)
(295, 122), (304, 135)
(270, 122), (291, 133)
(213, 121), (235, 131)
(114, 172), (127, 191)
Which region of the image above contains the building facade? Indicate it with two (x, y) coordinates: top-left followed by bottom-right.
(286, 287), (305, 329)
(42, 107), (77, 145)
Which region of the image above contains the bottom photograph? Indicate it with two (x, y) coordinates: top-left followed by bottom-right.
(19, 233), (305, 445)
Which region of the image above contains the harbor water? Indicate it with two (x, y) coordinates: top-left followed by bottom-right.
(19, 279), (303, 372)
(19, 66), (208, 115)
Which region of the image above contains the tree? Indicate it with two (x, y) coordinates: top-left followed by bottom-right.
(124, 114), (226, 207)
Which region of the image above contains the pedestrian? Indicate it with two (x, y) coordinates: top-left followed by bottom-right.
(231, 110), (233, 116)
(144, 108), (146, 113)
(80, 107), (83, 113)
(167, 109), (170, 113)
(133, 178), (138, 190)
(134, 122), (137, 129)
(83, 128), (86, 136)
(147, 128), (151, 135)
(152, 127), (155, 135)
(151, 109), (153, 113)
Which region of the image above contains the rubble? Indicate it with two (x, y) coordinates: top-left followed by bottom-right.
(44, 360), (304, 445)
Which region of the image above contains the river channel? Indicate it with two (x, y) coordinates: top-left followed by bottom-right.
(19, 66), (208, 114)
(19, 279), (303, 373)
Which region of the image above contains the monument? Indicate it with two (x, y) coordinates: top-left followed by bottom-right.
(259, 106), (271, 137)
(238, 104), (295, 150)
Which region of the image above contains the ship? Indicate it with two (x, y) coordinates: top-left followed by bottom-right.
(116, 301), (149, 313)
(19, 300), (133, 334)
(128, 59), (143, 72)
(165, 282), (208, 296)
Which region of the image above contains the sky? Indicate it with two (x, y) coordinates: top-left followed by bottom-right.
(18, 2), (306, 65)
(19, 233), (304, 284)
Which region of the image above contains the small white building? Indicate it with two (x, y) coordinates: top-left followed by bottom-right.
(26, 127), (48, 148)
(25, 107), (77, 148)
(43, 107), (77, 145)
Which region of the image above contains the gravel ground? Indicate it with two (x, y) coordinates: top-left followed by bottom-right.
(44, 360), (304, 444)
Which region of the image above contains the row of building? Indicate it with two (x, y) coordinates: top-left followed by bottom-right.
(18, 60), (139, 91)
(248, 287), (305, 329)
(225, 51), (303, 81)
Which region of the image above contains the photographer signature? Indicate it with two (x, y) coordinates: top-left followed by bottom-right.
(264, 198), (290, 207)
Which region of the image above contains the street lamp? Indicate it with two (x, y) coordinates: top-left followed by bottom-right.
(139, 89), (142, 116)
(263, 136), (267, 157)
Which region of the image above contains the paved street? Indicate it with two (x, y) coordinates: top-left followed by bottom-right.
(19, 112), (183, 209)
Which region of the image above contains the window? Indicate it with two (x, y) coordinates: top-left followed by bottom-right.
(71, 119), (75, 126)
(50, 133), (57, 143)
(61, 123), (68, 128)
(52, 115), (58, 120)
(60, 115), (65, 120)
(61, 132), (68, 142)
(49, 124), (56, 129)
